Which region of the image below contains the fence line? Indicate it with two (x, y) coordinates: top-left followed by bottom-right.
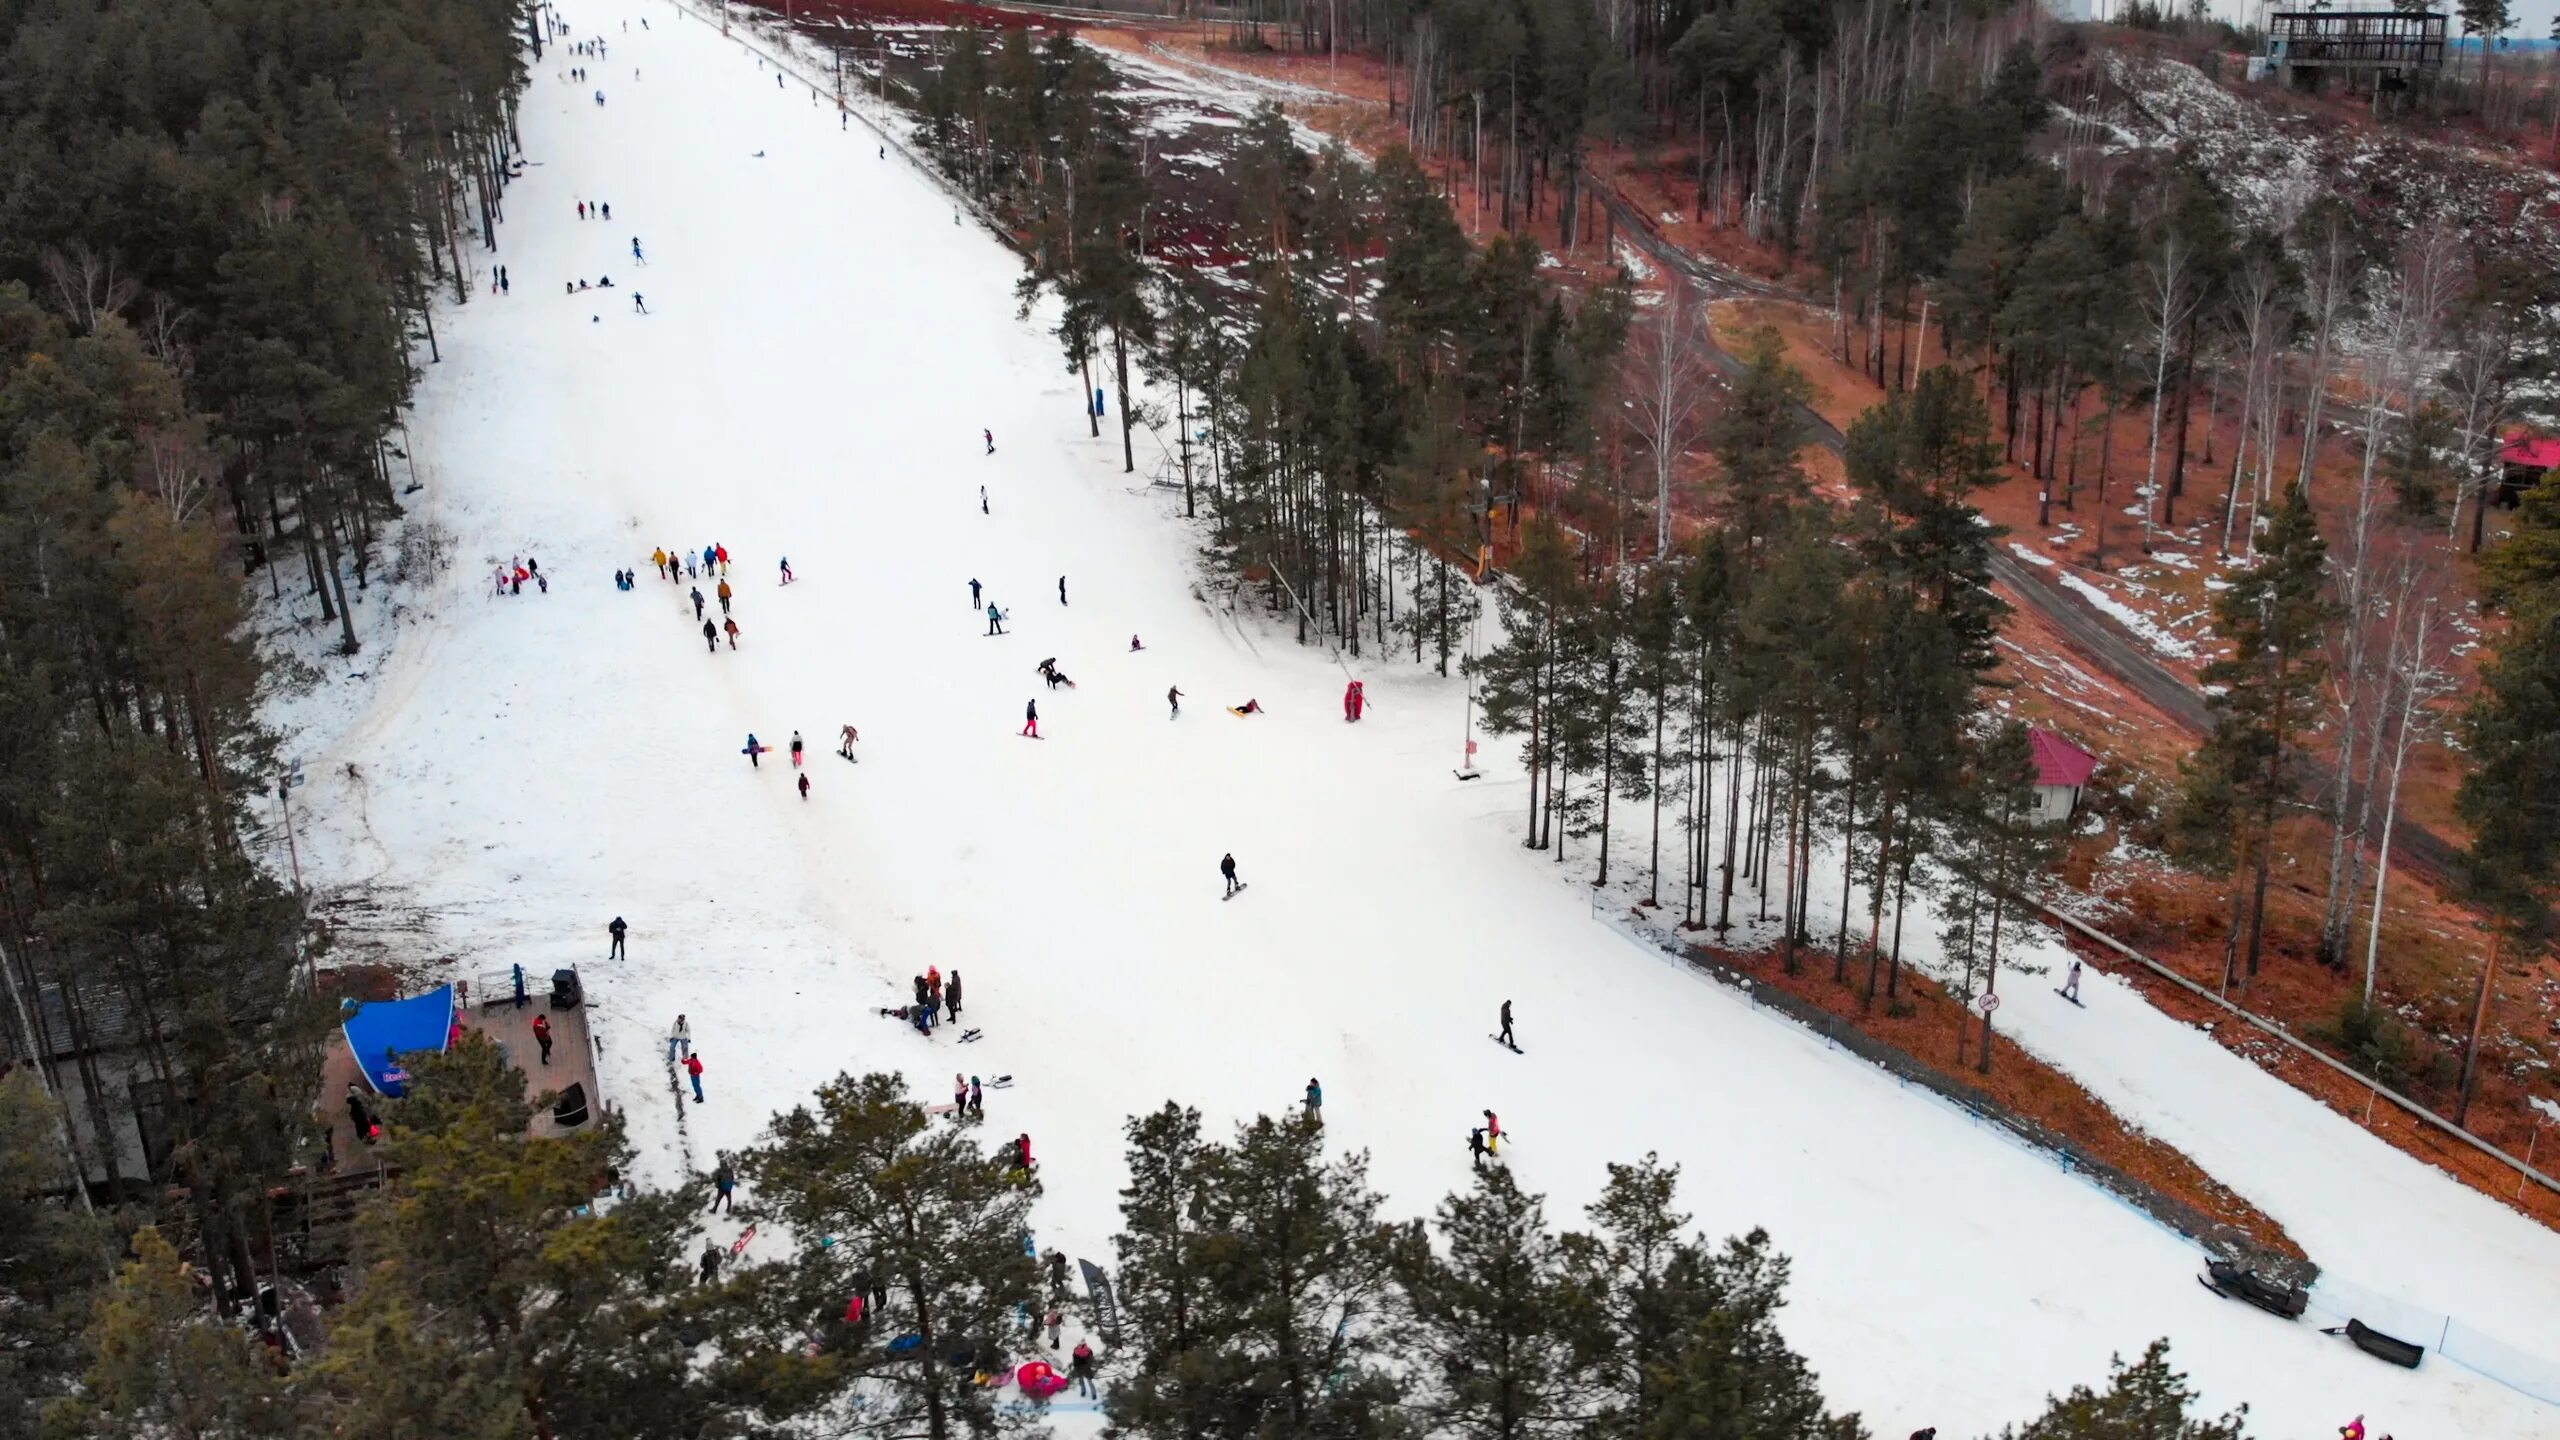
(2039, 906), (2560, 1202)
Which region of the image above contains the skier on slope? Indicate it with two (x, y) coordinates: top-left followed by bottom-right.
(1220, 853), (1240, 897)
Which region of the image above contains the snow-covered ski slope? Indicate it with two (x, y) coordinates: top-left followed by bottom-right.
(259, 2), (2558, 1434)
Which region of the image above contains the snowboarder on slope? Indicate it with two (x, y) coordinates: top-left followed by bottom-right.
(1498, 1000), (1515, 1049)
(1168, 686), (1183, 718)
(743, 734), (767, 767)
(1129, 634), (1144, 651)
(1021, 699), (1039, 738)
(987, 604), (1005, 636)
(609, 915), (628, 960)
(1220, 853), (1240, 897)
(2062, 959), (2083, 1003)
(839, 724), (860, 759)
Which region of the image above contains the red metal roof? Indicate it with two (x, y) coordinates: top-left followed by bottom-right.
(2503, 432), (2560, 471)
(2030, 728), (2097, 789)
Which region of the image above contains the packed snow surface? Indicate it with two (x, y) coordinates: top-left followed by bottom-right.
(259, 2), (2560, 1435)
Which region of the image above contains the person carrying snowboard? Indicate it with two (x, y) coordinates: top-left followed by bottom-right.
(743, 734), (767, 767)
(1022, 699), (1040, 738)
(1220, 852), (1240, 897)
(790, 731), (805, 767)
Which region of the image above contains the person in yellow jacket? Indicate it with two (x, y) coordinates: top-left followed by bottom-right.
(651, 545), (668, 578)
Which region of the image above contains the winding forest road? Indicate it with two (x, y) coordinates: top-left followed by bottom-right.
(1597, 186), (2475, 897)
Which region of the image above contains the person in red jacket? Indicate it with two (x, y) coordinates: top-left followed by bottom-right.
(1481, 1109), (1501, 1153)
(1344, 680), (1364, 721)
(532, 1012), (554, 1065)
(685, 1052), (706, 1103)
(1012, 1132), (1034, 1175)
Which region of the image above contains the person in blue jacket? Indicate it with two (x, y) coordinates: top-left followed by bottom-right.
(1304, 1078), (1322, 1127)
(743, 733), (768, 767)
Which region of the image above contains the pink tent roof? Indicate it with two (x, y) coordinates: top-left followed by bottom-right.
(2029, 728), (2097, 789)
(2503, 433), (2560, 471)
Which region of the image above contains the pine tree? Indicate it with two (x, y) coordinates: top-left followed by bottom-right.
(1397, 1165), (1590, 1440)
(742, 1072), (1042, 1440)
(1995, 1339), (2245, 1440)
(2172, 484), (2335, 986)
(1638, 1231), (1864, 1440)
(0, 1071), (110, 1432)
(1106, 1103), (1222, 1436)
(1555, 1154), (1708, 1435)
(44, 1226), (291, 1440)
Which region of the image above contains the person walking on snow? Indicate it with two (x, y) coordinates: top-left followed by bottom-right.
(779, 557), (794, 584)
(743, 734), (768, 768)
(1344, 680), (1365, 721)
(1499, 1000), (1515, 1049)
(987, 604), (1005, 636)
(984, 428), (995, 455)
(698, 1243), (723, 1285)
(797, 772), (811, 801)
(1482, 1110), (1502, 1154)
(609, 915), (628, 960)
(691, 586), (705, 620)
(652, 546), (667, 577)
(980, 485), (989, 515)
(1070, 1341), (1097, 1398)
(969, 578), (982, 607)
(790, 731), (805, 767)
(724, 616), (740, 648)
(1469, 1127), (1489, 1170)
(632, 236), (644, 263)
(702, 544), (716, 574)
(953, 1072), (968, 1116)
(1304, 1078), (1322, 1126)
(1167, 686), (1183, 718)
(1021, 699), (1040, 738)
(969, 1074), (983, 1115)
(716, 543), (730, 575)
(717, 578), (733, 615)
(711, 1158), (736, 1212)
(632, 293), (647, 314)
(1220, 853), (1240, 896)
(668, 1013), (690, 1062)
(945, 970), (963, 1019)
(703, 618), (719, 653)
(1057, 576), (1068, 605)
(532, 1012), (554, 1065)
(685, 1052), (706, 1103)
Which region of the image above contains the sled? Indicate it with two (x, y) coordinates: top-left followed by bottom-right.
(1226, 707), (1259, 717)
(1454, 769), (1483, 781)
(958, 1028), (984, 1043)
(2197, 1260), (2306, 1320)
(1223, 884), (1250, 901)
(1488, 1034), (1523, 1055)
(2323, 1318), (2425, 1370)
(986, 1075), (1015, 1089)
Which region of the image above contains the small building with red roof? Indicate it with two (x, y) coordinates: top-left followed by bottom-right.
(2501, 432), (2560, 508)
(2029, 727), (2098, 825)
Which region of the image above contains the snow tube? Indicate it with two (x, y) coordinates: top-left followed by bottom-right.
(1015, 1361), (1067, 1398)
(886, 1333), (922, 1354)
(2338, 1318), (2425, 1369)
(2200, 1259), (2307, 1320)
